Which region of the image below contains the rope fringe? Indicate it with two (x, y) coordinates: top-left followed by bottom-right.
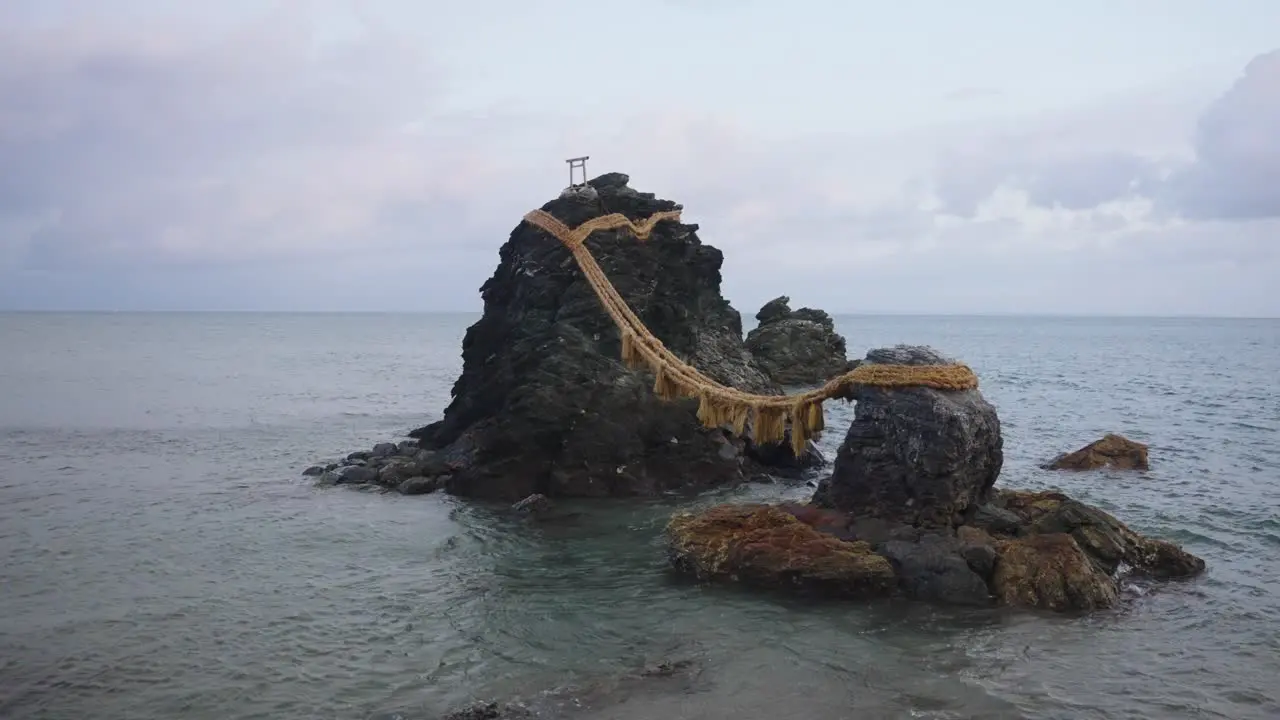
(522, 207), (980, 452)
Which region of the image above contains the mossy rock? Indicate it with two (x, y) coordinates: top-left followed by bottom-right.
(666, 504), (895, 598)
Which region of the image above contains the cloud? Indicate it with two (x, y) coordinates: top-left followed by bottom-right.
(932, 49), (1280, 225)
(0, 2), (1276, 316)
(0, 3), (534, 276)
(1162, 50), (1280, 220)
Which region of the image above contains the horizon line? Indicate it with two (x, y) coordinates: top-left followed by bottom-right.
(1, 309), (1276, 320)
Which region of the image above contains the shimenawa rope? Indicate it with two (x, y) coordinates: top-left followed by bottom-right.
(522, 207), (979, 456)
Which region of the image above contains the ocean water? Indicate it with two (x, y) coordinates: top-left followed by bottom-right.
(0, 311), (1277, 720)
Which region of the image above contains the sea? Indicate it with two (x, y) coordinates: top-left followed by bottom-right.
(0, 312), (1277, 720)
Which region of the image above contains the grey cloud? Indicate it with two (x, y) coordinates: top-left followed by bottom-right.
(1162, 50), (1280, 220)
(932, 50), (1280, 222)
(0, 7), (527, 277)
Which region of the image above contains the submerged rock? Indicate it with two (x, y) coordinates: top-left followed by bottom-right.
(1047, 433), (1150, 471)
(512, 493), (552, 515)
(404, 172), (814, 502)
(812, 345), (1003, 528)
(745, 296), (852, 386)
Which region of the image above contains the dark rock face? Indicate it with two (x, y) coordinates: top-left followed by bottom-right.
(1047, 433), (1150, 471)
(812, 345), (1004, 528)
(877, 534), (993, 606)
(745, 296), (853, 386)
(408, 173), (792, 502)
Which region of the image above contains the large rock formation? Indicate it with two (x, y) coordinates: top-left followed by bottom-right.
(666, 344), (1205, 613)
(812, 345), (1003, 527)
(745, 296), (852, 386)
(406, 173), (794, 501)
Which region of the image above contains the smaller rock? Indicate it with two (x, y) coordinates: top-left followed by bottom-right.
(992, 533), (1119, 611)
(745, 296), (850, 386)
(1047, 433), (1149, 471)
(755, 296), (793, 324)
(334, 465), (377, 485)
(378, 458), (421, 488)
(301, 465), (325, 477)
(370, 442), (398, 459)
(397, 476), (440, 496)
(415, 449), (449, 477)
(865, 344), (956, 365)
(969, 502), (1023, 536)
(512, 493), (552, 515)
(346, 450), (370, 462)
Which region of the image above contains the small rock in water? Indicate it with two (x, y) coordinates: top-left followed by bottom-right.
(1046, 433), (1150, 471)
(301, 465), (325, 477)
(395, 440), (419, 456)
(378, 459), (420, 488)
(512, 493), (552, 515)
(334, 465), (377, 485)
(346, 450), (370, 462)
(397, 476), (440, 496)
(371, 442), (398, 459)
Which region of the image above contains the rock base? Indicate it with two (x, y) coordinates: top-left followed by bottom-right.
(302, 438), (452, 496)
(665, 488), (1204, 613)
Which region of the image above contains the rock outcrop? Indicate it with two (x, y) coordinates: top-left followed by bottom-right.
(812, 345), (1003, 528)
(1047, 433), (1150, 471)
(402, 173), (806, 501)
(665, 344), (1205, 613)
(745, 296), (853, 386)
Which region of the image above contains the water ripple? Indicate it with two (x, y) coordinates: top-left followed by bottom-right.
(0, 313), (1278, 719)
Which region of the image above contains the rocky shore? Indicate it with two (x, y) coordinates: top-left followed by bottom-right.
(665, 345), (1205, 612)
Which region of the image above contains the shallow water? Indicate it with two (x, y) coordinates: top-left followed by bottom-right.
(1, 312), (1277, 720)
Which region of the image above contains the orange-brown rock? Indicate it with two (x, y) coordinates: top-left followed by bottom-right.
(992, 533), (1119, 611)
(665, 504), (895, 598)
(1048, 433), (1149, 471)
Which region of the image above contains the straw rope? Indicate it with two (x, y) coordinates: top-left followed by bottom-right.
(522, 207), (979, 456)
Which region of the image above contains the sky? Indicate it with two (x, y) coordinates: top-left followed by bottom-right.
(2, 0), (1279, 316)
